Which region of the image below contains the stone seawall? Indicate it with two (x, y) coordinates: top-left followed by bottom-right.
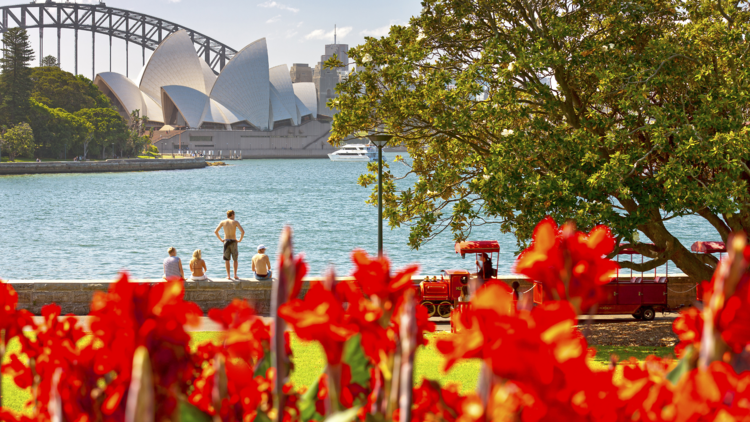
(7, 275), (699, 316)
(0, 158), (206, 175)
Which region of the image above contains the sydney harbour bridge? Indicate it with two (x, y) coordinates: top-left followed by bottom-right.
(0, 0), (237, 77)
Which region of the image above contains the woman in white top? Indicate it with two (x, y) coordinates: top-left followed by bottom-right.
(189, 249), (208, 281)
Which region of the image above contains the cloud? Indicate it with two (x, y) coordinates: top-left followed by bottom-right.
(360, 25), (391, 37)
(285, 30), (299, 39)
(258, 1), (299, 13)
(304, 26), (352, 41)
(266, 15), (282, 24)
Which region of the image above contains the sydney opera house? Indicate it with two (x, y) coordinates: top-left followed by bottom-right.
(94, 30), (344, 158)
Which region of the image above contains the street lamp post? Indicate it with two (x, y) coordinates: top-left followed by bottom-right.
(367, 134), (393, 257)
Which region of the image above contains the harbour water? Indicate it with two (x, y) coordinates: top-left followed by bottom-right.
(0, 155), (720, 280)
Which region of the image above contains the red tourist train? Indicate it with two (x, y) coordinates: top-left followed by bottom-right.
(415, 240), (499, 318)
(420, 238), (722, 320)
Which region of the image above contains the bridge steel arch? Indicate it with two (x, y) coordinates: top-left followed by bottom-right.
(0, 1), (237, 78)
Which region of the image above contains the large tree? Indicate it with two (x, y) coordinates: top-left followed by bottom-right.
(31, 66), (111, 113)
(74, 108), (128, 159)
(1, 122), (35, 161)
(0, 28), (35, 126)
(29, 99), (92, 158)
(330, 0), (750, 281)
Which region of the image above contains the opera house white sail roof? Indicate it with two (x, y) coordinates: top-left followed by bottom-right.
(94, 30), (315, 131)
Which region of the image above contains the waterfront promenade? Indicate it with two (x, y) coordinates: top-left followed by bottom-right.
(0, 157), (206, 175)
(5, 274), (698, 316)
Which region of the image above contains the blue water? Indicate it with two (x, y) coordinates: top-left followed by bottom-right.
(0, 155), (721, 280)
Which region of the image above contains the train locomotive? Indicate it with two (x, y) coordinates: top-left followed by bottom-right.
(414, 240), (499, 318)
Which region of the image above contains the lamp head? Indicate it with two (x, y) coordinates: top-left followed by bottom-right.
(367, 134), (393, 148)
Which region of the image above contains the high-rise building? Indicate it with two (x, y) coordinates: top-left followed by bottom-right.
(313, 28), (349, 118)
(290, 63), (313, 83)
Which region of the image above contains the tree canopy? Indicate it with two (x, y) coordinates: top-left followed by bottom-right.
(31, 66), (111, 113)
(29, 99), (92, 158)
(0, 28), (34, 127)
(74, 107), (128, 159)
(40, 55), (59, 68)
(1, 122), (35, 161)
(331, 0), (750, 281)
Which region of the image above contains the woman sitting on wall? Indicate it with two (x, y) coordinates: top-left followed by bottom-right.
(189, 249), (208, 281)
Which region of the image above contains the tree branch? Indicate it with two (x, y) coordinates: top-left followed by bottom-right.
(622, 145), (657, 179)
(692, 252), (720, 269)
(618, 256), (669, 272)
(716, 0), (735, 25)
(696, 207), (731, 241)
(629, 55), (699, 86)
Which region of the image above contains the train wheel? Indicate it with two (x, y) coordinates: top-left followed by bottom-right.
(422, 302), (436, 317)
(437, 301), (453, 318)
(642, 307), (656, 321)
(632, 308), (644, 320)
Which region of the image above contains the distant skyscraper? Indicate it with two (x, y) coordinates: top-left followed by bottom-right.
(313, 26), (349, 118)
(290, 63), (313, 83)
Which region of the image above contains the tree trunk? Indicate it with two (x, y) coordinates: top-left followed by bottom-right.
(620, 197), (716, 283)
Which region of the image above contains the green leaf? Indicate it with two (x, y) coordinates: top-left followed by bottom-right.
(178, 400), (212, 422)
(254, 348), (272, 377)
(299, 373), (324, 422)
(253, 411), (273, 422)
(364, 413), (386, 422)
(322, 407), (361, 422)
(342, 334), (371, 388)
(666, 346), (694, 385)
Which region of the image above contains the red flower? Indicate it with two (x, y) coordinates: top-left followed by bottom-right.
(673, 307), (703, 357)
(88, 272), (203, 419)
(515, 217), (619, 313)
(3, 304), (102, 422)
(288, 253), (309, 301)
(351, 250), (419, 311)
(715, 274), (750, 353)
(671, 362), (750, 421)
(0, 282), (35, 346)
(208, 299), (270, 364)
(436, 283), (515, 371)
(2, 354), (32, 389)
(617, 356), (675, 422)
(279, 281), (357, 365)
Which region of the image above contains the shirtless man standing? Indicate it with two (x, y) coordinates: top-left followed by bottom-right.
(214, 210), (245, 280)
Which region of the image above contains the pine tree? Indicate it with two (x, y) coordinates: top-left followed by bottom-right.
(0, 28), (35, 127)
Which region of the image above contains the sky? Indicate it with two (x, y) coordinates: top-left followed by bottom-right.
(1, 0), (423, 81)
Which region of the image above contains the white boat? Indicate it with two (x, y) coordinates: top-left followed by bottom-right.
(328, 144), (378, 162)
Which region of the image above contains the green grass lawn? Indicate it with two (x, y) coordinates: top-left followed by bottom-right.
(0, 333), (675, 414)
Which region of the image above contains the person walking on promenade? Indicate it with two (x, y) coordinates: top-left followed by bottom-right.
(215, 210), (245, 280)
(189, 249), (208, 281)
(163, 247), (184, 280)
(252, 245), (272, 280)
